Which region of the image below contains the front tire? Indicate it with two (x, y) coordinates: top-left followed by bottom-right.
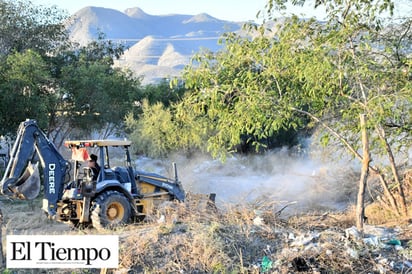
(91, 190), (131, 230)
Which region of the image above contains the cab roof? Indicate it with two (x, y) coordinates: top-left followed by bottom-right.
(64, 140), (132, 148)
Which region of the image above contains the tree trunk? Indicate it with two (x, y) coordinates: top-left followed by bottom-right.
(372, 170), (400, 216)
(376, 125), (407, 216)
(356, 114), (370, 231)
(292, 108), (401, 217)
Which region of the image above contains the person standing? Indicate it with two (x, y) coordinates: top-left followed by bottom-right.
(88, 154), (101, 180)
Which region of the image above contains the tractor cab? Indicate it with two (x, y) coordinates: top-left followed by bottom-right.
(65, 139), (138, 196)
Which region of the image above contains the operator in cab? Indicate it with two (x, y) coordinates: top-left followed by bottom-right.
(88, 154), (101, 180)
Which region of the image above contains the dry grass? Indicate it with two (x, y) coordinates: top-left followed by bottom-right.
(2, 173), (412, 273)
(112, 196), (374, 273)
(1, 198), (70, 235)
(112, 187), (412, 274)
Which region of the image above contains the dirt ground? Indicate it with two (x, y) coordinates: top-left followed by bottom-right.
(1, 193), (412, 274)
(1, 168), (412, 273)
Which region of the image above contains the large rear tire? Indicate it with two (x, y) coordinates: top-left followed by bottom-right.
(91, 190), (131, 230)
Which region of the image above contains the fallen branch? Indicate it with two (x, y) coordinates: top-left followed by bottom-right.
(276, 201), (298, 217)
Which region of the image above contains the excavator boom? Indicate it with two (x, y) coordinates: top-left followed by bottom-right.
(0, 120), (68, 216)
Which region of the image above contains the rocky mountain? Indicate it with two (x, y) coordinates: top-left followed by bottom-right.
(66, 7), (244, 84)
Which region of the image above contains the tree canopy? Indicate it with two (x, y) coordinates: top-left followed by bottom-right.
(0, 0), (67, 56)
(51, 35), (142, 141)
(131, 0), (410, 160)
(127, 0), (411, 215)
(0, 1), (145, 142)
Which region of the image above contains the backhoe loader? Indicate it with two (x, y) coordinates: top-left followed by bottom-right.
(0, 119), (186, 229)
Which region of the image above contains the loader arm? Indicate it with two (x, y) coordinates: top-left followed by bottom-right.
(0, 119), (69, 216)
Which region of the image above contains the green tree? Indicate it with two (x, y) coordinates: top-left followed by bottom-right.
(0, 0), (143, 143)
(0, 0), (69, 136)
(52, 36), (143, 142)
(0, 50), (55, 133)
(140, 79), (186, 108)
(261, 0), (411, 218)
(0, 0), (68, 56)
(125, 80), (192, 157)
(174, 33), (311, 159)
(135, 0), (411, 218)
(126, 100), (179, 157)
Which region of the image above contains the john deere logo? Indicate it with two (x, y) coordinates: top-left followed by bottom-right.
(48, 163), (56, 194)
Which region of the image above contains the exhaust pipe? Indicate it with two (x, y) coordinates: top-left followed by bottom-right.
(173, 162), (178, 182)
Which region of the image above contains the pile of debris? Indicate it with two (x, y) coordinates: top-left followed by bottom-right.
(255, 221), (411, 273)
(118, 199), (412, 273)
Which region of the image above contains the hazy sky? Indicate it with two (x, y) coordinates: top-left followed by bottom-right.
(30, 0), (270, 22)
(29, 0), (410, 22)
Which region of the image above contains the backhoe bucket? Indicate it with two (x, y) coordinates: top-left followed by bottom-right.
(13, 163), (41, 200)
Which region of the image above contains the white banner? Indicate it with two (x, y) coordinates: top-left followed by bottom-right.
(7, 235), (118, 269)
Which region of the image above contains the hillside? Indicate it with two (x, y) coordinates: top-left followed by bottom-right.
(66, 7), (244, 84)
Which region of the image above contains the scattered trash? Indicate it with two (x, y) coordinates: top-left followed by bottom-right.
(345, 226), (361, 240)
(256, 223), (411, 272)
(363, 236), (383, 247)
(404, 261), (412, 268)
(291, 257), (310, 272)
(386, 239), (401, 246)
(346, 226), (403, 250)
(261, 256), (273, 273)
(346, 247), (359, 259)
(157, 215), (165, 224)
(291, 232), (320, 248)
(253, 216), (264, 226)
(363, 225), (399, 240)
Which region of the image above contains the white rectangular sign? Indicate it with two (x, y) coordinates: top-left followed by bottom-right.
(7, 235), (118, 269)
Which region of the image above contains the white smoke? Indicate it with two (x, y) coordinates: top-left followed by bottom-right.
(133, 144), (360, 215)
